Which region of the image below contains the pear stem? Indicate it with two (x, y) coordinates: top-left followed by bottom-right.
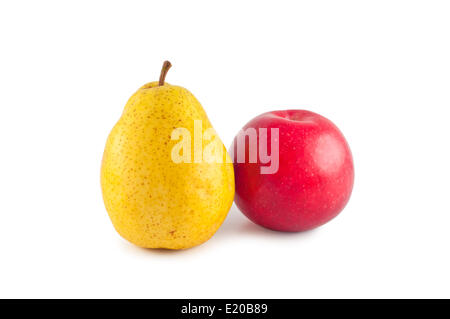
(158, 61), (172, 86)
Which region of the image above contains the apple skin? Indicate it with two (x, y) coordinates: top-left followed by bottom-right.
(231, 110), (354, 232)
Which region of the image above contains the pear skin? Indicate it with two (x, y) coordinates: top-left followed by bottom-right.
(101, 62), (235, 249)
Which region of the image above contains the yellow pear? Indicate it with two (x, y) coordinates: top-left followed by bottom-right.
(101, 61), (235, 249)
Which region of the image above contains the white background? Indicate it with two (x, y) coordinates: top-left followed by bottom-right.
(1, 0), (449, 298)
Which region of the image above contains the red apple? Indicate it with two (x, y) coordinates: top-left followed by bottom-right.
(231, 110), (354, 232)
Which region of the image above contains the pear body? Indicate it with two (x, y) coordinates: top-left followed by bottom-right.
(101, 82), (234, 249)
